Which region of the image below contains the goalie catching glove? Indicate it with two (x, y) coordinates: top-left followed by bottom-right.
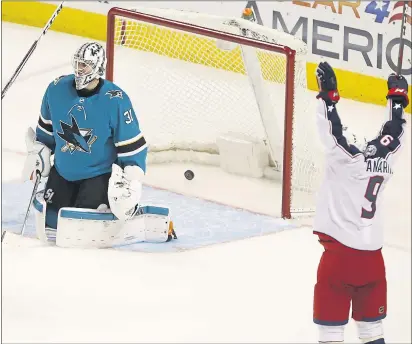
(387, 73), (409, 108)
(21, 127), (52, 182)
(108, 163), (144, 221)
(316, 61), (340, 104)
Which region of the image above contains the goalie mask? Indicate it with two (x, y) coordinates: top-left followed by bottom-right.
(72, 42), (106, 90)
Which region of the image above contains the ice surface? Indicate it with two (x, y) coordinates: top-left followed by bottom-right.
(2, 181), (295, 253)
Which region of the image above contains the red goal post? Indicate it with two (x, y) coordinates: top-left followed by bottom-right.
(106, 7), (309, 219)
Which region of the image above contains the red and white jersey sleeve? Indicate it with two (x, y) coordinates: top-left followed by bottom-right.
(313, 98), (406, 251)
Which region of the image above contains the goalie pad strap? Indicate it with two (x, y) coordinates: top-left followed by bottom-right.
(59, 205), (169, 220)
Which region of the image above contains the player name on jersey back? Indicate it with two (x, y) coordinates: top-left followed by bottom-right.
(366, 158), (393, 175)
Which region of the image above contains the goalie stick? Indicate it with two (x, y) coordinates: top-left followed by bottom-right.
(1, 1), (64, 99)
(21, 171), (43, 237)
(1, 171), (42, 242)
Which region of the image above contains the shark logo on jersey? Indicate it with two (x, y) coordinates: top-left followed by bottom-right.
(57, 115), (97, 154)
(106, 90), (123, 99)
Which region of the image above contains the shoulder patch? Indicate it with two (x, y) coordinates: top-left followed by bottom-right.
(105, 90), (123, 99)
(364, 144), (377, 157)
(53, 75), (66, 85)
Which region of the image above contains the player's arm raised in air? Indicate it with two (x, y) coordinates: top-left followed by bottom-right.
(315, 62), (364, 165)
(365, 74), (408, 165)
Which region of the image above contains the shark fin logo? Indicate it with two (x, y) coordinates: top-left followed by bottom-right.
(53, 75), (66, 85)
(106, 90), (123, 99)
(57, 114), (97, 154)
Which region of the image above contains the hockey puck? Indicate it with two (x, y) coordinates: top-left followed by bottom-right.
(184, 170), (195, 180)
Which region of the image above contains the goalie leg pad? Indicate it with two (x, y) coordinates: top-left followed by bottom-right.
(113, 206), (175, 245)
(33, 193), (48, 243)
(33, 191), (58, 243)
(55, 205), (174, 249)
(56, 207), (122, 249)
(33, 191), (59, 243)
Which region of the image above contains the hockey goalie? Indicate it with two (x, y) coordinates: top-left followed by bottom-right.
(21, 41), (176, 249)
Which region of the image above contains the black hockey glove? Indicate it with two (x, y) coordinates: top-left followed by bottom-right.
(316, 62), (340, 104)
(386, 73), (409, 108)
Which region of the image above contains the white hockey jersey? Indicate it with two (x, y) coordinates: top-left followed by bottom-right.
(314, 97), (406, 251)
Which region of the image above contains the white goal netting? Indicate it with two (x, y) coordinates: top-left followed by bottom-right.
(108, 7), (323, 217)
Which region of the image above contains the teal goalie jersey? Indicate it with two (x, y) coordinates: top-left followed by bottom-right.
(36, 75), (147, 181)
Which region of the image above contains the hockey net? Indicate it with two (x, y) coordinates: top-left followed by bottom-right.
(106, 7), (323, 219)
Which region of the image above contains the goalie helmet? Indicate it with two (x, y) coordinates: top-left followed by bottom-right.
(72, 42), (106, 90)
(343, 126), (368, 153)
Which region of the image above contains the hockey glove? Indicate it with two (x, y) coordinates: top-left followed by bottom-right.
(108, 163), (144, 221)
(21, 127), (52, 182)
(316, 61), (340, 104)
(387, 73), (409, 108)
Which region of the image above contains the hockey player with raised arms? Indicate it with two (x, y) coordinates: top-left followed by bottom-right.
(313, 61), (408, 344)
(22, 42), (174, 246)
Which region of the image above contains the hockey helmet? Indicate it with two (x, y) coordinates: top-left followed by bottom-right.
(72, 42), (106, 90)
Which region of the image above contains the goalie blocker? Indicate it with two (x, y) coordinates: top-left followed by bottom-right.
(32, 190), (177, 248)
